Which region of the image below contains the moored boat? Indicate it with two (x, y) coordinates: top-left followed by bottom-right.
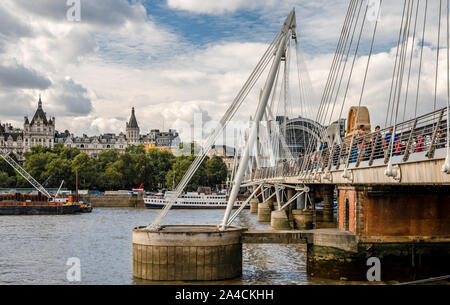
(0, 201), (82, 215)
(144, 191), (248, 209)
(0, 152), (93, 216)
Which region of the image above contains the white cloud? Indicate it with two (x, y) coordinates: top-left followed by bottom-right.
(0, 60), (51, 90)
(0, 0), (449, 145)
(167, 0), (273, 15)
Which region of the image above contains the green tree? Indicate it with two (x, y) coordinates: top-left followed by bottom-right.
(20, 152), (57, 187)
(97, 149), (119, 171)
(109, 153), (137, 189)
(0, 171), (16, 188)
(205, 156), (228, 188)
(99, 165), (123, 190)
(0, 153), (18, 177)
(166, 155), (208, 191)
(126, 144), (146, 154)
(58, 146), (81, 161)
(134, 153), (157, 190)
(44, 157), (74, 189)
(2, 143), (182, 192)
(147, 149), (175, 189)
(72, 153), (97, 189)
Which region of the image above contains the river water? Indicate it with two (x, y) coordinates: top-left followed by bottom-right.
(0, 208), (327, 285)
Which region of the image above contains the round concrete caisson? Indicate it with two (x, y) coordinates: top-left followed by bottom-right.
(249, 198), (259, 214)
(271, 210), (291, 230)
(257, 202), (271, 222)
(133, 225), (245, 281)
(292, 209), (313, 229)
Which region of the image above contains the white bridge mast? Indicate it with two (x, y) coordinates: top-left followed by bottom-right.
(220, 9), (297, 230)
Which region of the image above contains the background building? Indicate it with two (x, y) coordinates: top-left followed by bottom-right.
(0, 123), (24, 158)
(1, 100), (179, 160)
(1, 97), (54, 160)
(23, 96), (55, 153)
(63, 133), (129, 158)
(126, 107), (140, 145)
(145, 129), (180, 153)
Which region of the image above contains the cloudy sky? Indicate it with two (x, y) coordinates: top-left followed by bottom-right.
(0, 0), (448, 139)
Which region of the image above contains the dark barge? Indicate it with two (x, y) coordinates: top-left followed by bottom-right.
(0, 193), (91, 216)
(0, 202), (82, 215)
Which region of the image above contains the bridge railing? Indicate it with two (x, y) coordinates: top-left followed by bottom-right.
(247, 107), (448, 180)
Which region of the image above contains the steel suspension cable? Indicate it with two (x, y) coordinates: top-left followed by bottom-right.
(319, 0), (359, 127)
(327, 0), (362, 127)
(393, 0), (414, 125)
(414, 0), (428, 117)
(388, 0), (414, 162)
(313, 0), (358, 129)
(295, 41), (308, 155)
(389, 0), (413, 127)
(386, 0), (409, 127)
(300, 0), (361, 173)
(402, 0), (420, 121)
(319, 0), (365, 175)
(434, 0), (443, 112)
(309, 0), (363, 175)
(149, 31), (283, 228)
(344, 0), (382, 173)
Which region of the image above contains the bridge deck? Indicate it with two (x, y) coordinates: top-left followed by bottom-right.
(245, 108), (450, 186)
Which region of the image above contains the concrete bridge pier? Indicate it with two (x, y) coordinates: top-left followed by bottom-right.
(257, 202), (272, 222)
(133, 226), (245, 281)
(250, 198), (259, 214)
(307, 185), (450, 282)
(271, 210), (291, 230)
(285, 188), (296, 229)
(292, 209), (314, 229)
(321, 186), (334, 223)
(297, 192), (306, 210)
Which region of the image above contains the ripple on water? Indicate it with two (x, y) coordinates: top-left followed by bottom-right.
(0, 208), (314, 285)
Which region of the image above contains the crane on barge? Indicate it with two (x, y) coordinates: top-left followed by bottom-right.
(1, 151), (53, 199)
(0, 150), (92, 212)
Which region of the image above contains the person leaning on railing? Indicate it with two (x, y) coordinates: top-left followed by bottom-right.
(436, 128), (446, 149)
(371, 125), (383, 160)
(413, 135), (425, 153)
(349, 134), (359, 164)
(332, 141), (341, 166)
(384, 127), (400, 156)
(356, 125), (367, 162)
(319, 141), (329, 168)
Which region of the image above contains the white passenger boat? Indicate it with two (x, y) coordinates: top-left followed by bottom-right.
(144, 191), (247, 209)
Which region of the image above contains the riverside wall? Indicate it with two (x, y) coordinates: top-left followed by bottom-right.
(80, 194), (145, 208)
